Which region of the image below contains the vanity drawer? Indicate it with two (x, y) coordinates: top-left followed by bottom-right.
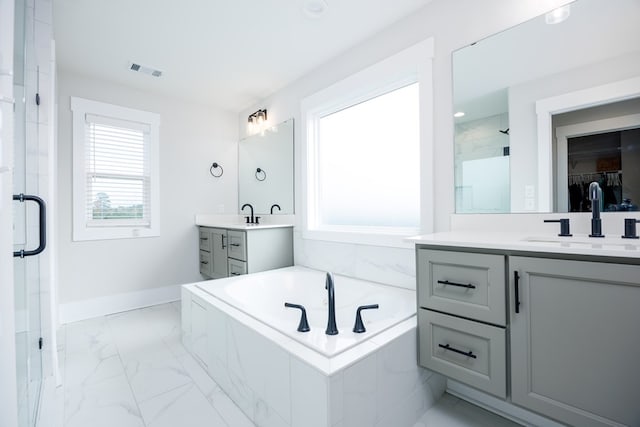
(227, 230), (247, 261)
(199, 250), (211, 276)
(228, 258), (247, 276)
(419, 309), (506, 399)
(199, 229), (212, 252)
(417, 249), (506, 326)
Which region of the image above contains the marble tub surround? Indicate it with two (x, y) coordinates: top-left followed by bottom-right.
(294, 230), (417, 290)
(182, 271), (445, 427)
(195, 213), (295, 229)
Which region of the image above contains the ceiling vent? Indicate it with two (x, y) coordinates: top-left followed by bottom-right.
(128, 62), (163, 77)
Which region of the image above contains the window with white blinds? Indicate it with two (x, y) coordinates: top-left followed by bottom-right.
(71, 97), (160, 241)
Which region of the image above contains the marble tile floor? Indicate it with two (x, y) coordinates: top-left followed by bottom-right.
(53, 302), (520, 427)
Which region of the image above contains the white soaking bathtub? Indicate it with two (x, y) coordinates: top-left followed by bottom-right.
(181, 266), (444, 427)
(195, 266), (416, 357)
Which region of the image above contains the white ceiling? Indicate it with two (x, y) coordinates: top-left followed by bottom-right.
(53, 0), (433, 112)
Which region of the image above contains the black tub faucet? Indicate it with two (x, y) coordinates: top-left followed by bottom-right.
(325, 272), (338, 335)
(270, 204), (281, 214)
(589, 182), (604, 237)
(241, 203), (255, 224)
(284, 302), (310, 332)
(353, 304), (379, 333)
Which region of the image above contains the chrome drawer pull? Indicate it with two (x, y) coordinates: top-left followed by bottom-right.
(438, 343), (477, 359)
(437, 280), (476, 289)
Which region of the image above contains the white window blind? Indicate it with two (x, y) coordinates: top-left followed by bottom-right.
(85, 115), (151, 227)
(71, 97), (160, 241)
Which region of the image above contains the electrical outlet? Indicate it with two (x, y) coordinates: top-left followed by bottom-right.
(525, 198), (535, 210)
(525, 185), (535, 199)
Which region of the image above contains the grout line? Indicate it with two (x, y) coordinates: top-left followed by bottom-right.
(104, 314), (149, 427)
(171, 325), (235, 427)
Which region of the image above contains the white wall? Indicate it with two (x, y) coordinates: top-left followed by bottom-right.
(239, 0), (570, 288)
(57, 71), (238, 309)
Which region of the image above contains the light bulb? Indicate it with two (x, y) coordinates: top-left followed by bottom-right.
(545, 5), (570, 25)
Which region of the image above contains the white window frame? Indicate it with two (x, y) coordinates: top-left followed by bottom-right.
(301, 38), (434, 248)
(71, 97), (160, 241)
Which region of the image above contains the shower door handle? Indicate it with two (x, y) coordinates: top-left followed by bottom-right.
(13, 194), (47, 258)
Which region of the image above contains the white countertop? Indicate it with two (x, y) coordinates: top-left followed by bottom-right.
(195, 213), (294, 230)
(409, 231), (640, 260)
(197, 222), (294, 231)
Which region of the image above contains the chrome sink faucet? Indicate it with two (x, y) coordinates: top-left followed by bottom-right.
(325, 272), (338, 335)
(589, 182), (604, 237)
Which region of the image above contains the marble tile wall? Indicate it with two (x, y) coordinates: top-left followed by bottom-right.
(293, 231), (417, 290)
(182, 288), (446, 427)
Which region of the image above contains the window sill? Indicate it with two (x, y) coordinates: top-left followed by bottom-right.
(302, 227), (418, 249)
(73, 225), (159, 242)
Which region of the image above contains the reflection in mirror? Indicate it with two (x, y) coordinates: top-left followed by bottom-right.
(452, 0), (640, 213)
(238, 118), (294, 214)
(554, 98), (640, 212)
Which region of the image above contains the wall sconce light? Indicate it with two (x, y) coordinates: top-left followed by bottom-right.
(247, 109), (268, 135)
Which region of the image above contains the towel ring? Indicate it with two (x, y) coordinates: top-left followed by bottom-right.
(210, 162), (223, 178)
(255, 167), (267, 181)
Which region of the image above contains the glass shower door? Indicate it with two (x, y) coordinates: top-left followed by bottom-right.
(13, 0), (44, 425)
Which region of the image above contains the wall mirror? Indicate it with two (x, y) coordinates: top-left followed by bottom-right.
(453, 0), (640, 213)
(238, 118), (294, 215)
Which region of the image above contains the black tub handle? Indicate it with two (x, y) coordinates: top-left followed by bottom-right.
(353, 304), (379, 333)
(13, 194), (46, 258)
(284, 302), (310, 332)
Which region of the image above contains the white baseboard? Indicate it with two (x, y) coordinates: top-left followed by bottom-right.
(59, 284), (181, 324)
(446, 380), (565, 427)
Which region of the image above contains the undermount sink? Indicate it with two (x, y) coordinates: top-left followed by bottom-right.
(522, 236), (640, 251)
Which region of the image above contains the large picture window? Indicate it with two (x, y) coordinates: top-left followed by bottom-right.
(71, 97), (160, 240)
(302, 39), (433, 247)
(316, 83), (420, 228)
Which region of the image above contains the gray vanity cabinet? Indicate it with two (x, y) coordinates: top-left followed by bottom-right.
(199, 228), (229, 279)
(417, 249), (507, 399)
(198, 226), (293, 279)
(210, 229), (230, 278)
(510, 257), (640, 427)
(417, 246), (640, 426)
